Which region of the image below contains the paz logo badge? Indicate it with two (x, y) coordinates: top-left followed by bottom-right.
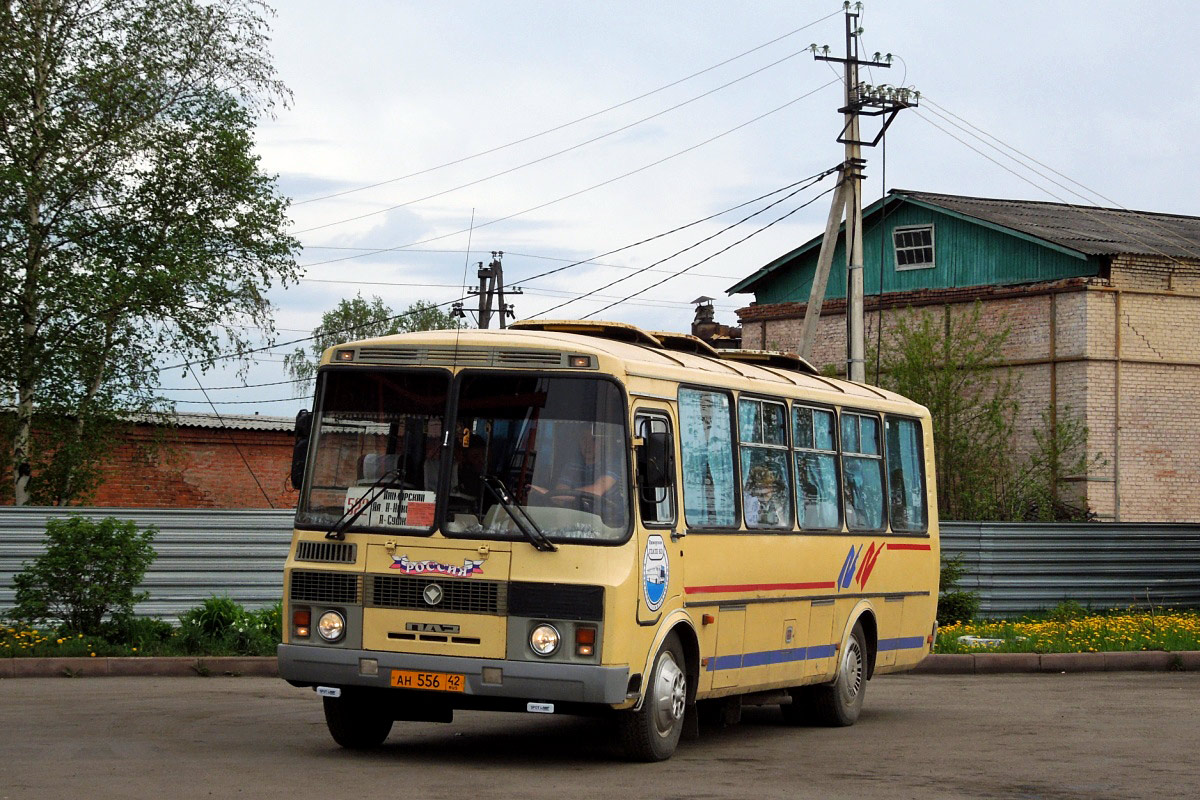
(423, 583), (444, 606)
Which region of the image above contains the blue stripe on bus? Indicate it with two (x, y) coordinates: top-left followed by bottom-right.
(877, 636), (926, 652)
(705, 638), (924, 672)
(706, 643), (835, 671)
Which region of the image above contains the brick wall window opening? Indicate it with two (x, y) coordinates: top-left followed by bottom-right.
(893, 225), (935, 270)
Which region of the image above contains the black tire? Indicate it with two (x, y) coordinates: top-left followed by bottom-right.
(322, 690), (394, 749)
(618, 634), (688, 762)
(782, 622), (867, 727)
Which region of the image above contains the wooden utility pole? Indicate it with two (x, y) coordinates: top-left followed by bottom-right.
(808, 2), (917, 382)
(470, 251), (521, 328)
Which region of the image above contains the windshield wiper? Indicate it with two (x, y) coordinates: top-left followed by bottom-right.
(326, 468), (402, 541)
(481, 475), (557, 552)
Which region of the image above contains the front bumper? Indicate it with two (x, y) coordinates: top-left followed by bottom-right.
(278, 643), (630, 705)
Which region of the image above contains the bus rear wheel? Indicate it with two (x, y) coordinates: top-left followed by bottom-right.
(781, 622), (867, 727)
(323, 690), (394, 749)
(618, 634), (688, 761)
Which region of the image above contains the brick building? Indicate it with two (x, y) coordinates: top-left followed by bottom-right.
(729, 190), (1200, 522)
(89, 412), (298, 509)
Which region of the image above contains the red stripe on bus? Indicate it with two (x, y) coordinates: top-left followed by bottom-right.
(886, 543), (932, 550)
(684, 582), (837, 594)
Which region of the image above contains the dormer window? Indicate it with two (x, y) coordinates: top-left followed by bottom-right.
(893, 225), (934, 270)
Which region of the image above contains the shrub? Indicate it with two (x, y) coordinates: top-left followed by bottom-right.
(180, 595), (246, 639)
(937, 554), (981, 624)
(10, 516), (157, 635)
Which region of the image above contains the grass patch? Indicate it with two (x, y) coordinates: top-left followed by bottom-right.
(936, 606), (1200, 654)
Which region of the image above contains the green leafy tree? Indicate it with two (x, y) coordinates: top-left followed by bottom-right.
(874, 303), (1097, 521)
(0, 0), (300, 505)
(10, 516), (157, 634)
(284, 295), (461, 395)
(874, 303), (1020, 519)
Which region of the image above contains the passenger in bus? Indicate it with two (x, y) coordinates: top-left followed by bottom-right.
(744, 464), (786, 527)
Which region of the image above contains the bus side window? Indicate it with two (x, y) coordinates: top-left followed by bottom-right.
(738, 397), (793, 530)
(636, 414), (676, 526)
(841, 412), (886, 532)
(885, 416), (928, 533)
(793, 406), (841, 530)
(678, 388), (737, 528)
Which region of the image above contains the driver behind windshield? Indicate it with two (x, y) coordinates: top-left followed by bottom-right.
(527, 423), (620, 512)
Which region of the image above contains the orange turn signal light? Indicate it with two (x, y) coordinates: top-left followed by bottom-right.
(576, 625), (597, 656)
(293, 608), (311, 626)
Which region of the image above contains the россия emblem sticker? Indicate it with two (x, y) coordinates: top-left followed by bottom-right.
(643, 534), (668, 612)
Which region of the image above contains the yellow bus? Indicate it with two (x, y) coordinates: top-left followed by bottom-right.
(278, 320), (939, 760)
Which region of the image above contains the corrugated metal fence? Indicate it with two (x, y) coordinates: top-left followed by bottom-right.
(2, 509), (1199, 619)
(941, 522), (1200, 615)
(0, 507), (293, 620)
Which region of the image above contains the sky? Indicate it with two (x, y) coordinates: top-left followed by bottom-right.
(161, 0), (1200, 416)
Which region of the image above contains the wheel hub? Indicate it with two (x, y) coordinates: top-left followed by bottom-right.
(652, 653), (686, 736)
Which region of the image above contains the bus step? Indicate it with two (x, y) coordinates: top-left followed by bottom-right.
(741, 690), (792, 707)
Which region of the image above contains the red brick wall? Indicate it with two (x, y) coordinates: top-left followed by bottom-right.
(89, 425), (298, 509)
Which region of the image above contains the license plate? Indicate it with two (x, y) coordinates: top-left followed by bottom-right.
(390, 669), (466, 692)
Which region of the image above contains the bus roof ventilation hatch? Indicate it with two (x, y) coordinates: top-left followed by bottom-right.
(716, 349), (820, 375)
(508, 320), (665, 348)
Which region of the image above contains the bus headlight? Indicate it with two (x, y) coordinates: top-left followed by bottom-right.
(317, 610), (346, 642)
(529, 624), (560, 656)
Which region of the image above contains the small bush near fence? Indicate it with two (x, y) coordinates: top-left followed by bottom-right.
(1, 598), (282, 658)
(10, 516), (157, 635)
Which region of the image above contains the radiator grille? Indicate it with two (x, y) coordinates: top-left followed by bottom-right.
(295, 541), (357, 564)
(290, 570), (362, 604)
(368, 574), (505, 615)
(509, 582), (604, 621)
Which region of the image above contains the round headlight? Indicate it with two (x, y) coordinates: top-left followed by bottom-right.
(529, 624), (560, 656)
(317, 610), (345, 642)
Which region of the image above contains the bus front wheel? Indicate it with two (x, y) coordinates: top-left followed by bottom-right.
(618, 634), (687, 761)
(782, 621), (867, 727)
(323, 690), (394, 749)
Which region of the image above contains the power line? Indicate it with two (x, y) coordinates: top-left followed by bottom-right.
(291, 48), (819, 236)
(921, 96), (1200, 262)
(187, 365), (276, 507)
(586, 184), (838, 318)
(148, 172), (832, 379)
(914, 107), (1200, 271)
(296, 79), (841, 271)
(290, 8), (842, 207)
(296, 183), (825, 284)
(529, 167), (838, 318)
(173, 395), (307, 405)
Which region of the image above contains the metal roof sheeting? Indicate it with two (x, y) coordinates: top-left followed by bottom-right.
(896, 190), (1200, 259)
(169, 411), (297, 432)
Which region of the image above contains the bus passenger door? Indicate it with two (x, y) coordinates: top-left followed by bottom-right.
(634, 409), (681, 626)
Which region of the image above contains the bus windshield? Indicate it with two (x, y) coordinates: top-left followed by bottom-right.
(295, 369), (450, 533)
(444, 373), (630, 544)
(296, 369), (630, 543)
